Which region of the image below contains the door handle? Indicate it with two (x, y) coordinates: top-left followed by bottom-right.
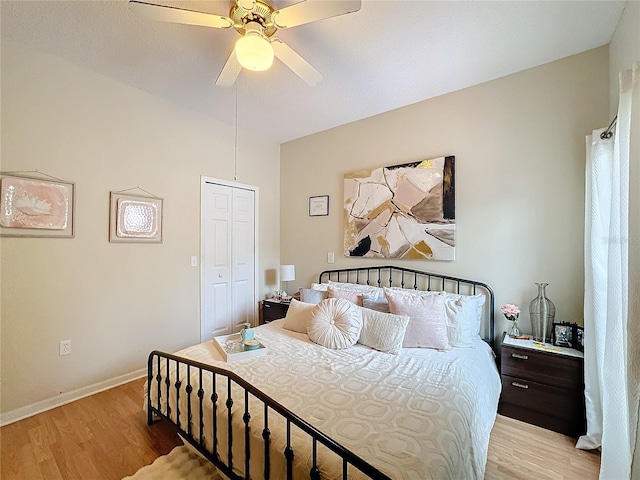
(218, 274), (223, 278)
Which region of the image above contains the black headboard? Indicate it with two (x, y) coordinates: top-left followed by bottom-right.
(319, 265), (495, 347)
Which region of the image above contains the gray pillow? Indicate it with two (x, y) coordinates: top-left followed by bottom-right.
(300, 288), (328, 305)
(362, 294), (390, 312)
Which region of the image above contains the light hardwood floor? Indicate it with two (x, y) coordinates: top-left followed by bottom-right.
(1, 377), (600, 479)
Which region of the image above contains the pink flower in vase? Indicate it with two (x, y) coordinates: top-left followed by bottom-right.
(501, 303), (521, 337)
(500, 303), (520, 321)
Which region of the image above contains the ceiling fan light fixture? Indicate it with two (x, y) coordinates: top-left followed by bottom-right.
(235, 23), (274, 71)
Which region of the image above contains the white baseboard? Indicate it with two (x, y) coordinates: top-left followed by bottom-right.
(0, 368), (147, 427)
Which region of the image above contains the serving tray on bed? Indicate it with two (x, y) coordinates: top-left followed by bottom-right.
(212, 333), (268, 362)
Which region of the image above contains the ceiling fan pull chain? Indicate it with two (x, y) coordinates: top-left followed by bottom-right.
(234, 79), (239, 182)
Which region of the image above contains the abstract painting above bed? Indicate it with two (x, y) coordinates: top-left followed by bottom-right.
(344, 156), (455, 260)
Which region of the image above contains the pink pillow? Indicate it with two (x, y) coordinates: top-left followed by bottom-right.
(384, 289), (450, 350)
(327, 285), (364, 306)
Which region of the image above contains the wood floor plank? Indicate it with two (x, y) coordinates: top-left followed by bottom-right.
(1, 377), (600, 479)
(485, 414), (600, 480)
(26, 424), (55, 464)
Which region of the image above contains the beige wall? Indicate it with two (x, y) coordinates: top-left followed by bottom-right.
(0, 40), (281, 413)
(281, 47), (609, 341)
(609, 0), (640, 116)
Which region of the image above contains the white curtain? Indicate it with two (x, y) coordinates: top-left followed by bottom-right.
(578, 61), (640, 480)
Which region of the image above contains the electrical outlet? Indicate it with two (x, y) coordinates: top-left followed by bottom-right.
(59, 340), (71, 356)
(327, 252), (335, 264)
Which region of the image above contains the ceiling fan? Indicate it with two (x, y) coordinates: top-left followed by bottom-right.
(129, 0), (362, 87)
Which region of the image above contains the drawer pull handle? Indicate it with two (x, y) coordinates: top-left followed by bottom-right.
(264, 304), (270, 308)
(512, 382), (529, 389)
(511, 353), (529, 360)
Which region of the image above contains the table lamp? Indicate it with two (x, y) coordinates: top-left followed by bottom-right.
(279, 264), (295, 298)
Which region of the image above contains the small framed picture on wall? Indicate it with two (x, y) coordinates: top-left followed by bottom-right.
(109, 192), (163, 243)
(309, 195), (329, 217)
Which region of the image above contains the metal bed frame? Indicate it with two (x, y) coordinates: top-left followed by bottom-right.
(147, 265), (495, 480)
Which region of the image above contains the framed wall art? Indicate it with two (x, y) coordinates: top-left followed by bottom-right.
(309, 195), (329, 217)
(0, 173), (75, 238)
(344, 156), (455, 260)
(109, 191), (163, 243)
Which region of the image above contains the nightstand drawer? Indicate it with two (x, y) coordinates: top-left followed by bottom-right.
(499, 402), (584, 437)
(501, 375), (581, 419)
(501, 345), (582, 389)
(261, 300), (290, 324)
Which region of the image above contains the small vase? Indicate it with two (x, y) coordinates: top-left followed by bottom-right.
(507, 320), (520, 338)
(240, 323), (254, 343)
(529, 283), (555, 343)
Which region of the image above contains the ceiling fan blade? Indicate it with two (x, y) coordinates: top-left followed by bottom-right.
(129, 1), (233, 29)
(271, 39), (323, 86)
(216, 49), (242, 87)
(272, 0), (361, 29)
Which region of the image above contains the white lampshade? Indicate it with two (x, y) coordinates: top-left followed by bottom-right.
(280, 264), (295, 282)
(235, 25), (274, 72)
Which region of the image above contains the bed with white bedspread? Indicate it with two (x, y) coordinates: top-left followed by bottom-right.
(146, 266), (501, 480)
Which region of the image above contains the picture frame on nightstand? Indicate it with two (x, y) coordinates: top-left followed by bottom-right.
(552, 322), (575, 348)
(575, 325), (584, 352)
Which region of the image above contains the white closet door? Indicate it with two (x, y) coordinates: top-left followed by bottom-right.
(231, 188), (256, 332)
(201, 181), (256, 341)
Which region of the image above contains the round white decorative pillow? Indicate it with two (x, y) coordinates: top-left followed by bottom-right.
(308, 298), (363, 350)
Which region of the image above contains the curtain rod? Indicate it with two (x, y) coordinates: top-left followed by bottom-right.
(600, 116), (617, 139)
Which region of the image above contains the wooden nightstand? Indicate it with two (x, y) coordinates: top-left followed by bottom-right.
(498, 335), (586, 437)
(260, 299), (290, 324)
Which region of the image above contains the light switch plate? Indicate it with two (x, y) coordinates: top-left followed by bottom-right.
(327, 252), (335, 264)
(190, 256), (198, 267)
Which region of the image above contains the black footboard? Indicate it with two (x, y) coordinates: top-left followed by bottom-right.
(147, 350), (392, 480)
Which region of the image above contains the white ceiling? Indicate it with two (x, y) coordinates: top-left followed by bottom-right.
(1, 0), (627, 144)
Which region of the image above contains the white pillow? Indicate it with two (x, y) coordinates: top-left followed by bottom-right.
(308, 298), (362, 350)
(311, 282), (330, 292)
(282, 299), (316, 334)
(326, 280), (384, 299)
(386, 286), (426, 295)
(357, 308), (409, 354)
(444, 294), (486, 347)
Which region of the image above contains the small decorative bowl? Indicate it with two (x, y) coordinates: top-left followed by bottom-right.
(243, 339), (260, 350)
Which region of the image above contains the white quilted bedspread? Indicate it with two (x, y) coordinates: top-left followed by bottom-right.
(150, 320), (500, 480)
